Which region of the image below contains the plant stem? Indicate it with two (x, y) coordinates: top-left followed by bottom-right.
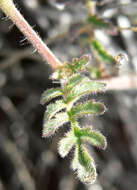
(101, 74), (137, 90)
(0, 0), (62, 70)
(118, 26), (137, 32)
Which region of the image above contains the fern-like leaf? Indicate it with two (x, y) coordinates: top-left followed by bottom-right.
(40, 88), (63, 105)
(41, 55), (107, 184)
(44, 100), (66, 121)
(52, 55), (90, 80)
(58, 131), (76, 157)
(65, 80), (105, 105)
(70, 55), (90, 73)
(76, 143), (97, 184)
(43, 112), (69, 137)
(71, 100), (106, 118)
(80, 128), (107, 149)
(66, 74), (89, 92)
(71, 145), (79, 171)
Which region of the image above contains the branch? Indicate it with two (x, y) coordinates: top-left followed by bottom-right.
(101, 74), (137, 91)
(0, 0), (62, 70)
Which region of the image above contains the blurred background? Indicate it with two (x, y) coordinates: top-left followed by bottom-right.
(0, 0), (137, 189)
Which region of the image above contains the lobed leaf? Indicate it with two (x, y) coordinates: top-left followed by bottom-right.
(40, 88), (63, 105)
(42, 112), (69, 137)
(65, 80), (105, 105)
(80, 128), (107, 149)
(58, 131), (76, 157)
(77, 163), (96, 184)
(71, 146), (79, 171)
(71, 55), (90, 73)
(91, 39), (115, 63)
(52, 55), (90, 80)
(71, 100), (106, 118)
(44, 100), (66, 121)
(73, 143), (97, 184)
(66, 74), (89, 92)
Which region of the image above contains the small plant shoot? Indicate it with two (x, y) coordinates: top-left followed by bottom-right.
(41, 55), (107, 184)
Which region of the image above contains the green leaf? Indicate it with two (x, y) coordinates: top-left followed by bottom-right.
(42, 112), (69, 137)
(91, 39), (115, 63)
(71, 100), (106, 118)
(58, 131), (76, 157)
(52, 55), (90, 80)
(66, 74), (89, 92)
(65, 80), (105, 105)
(80, 128), (107, 149)
(74, 143), (97, 184)
(71, 146), (79, 171)
(44, 100), (66, 121)
(87, 15), (110, 29)
(71, 55), (90, 73)
(77, 162), (97, 184)
(40, 88), (63, 105)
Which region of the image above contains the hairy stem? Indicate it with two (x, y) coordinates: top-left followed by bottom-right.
(0, 0), (62, 70)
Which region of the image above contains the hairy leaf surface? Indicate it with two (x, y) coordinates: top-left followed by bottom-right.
(43, 112), (69, 137)
(58, 131), (76, 157)
(77, 143), (97, 184)
(44, 100), (66, 121)
(40, 88), (63, 105)
(71, 100), (106, 118)
(65, 80), (105, 105)
(71, 55), (90, 73)
(80, 128), (107, 149)
(66, 74), (89, 92)
(71, 146), (79, 171)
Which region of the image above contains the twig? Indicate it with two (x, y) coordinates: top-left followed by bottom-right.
(118, 26), (137, 32)
(101, 74), (137, 91)
(0, 0), (62, 70)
